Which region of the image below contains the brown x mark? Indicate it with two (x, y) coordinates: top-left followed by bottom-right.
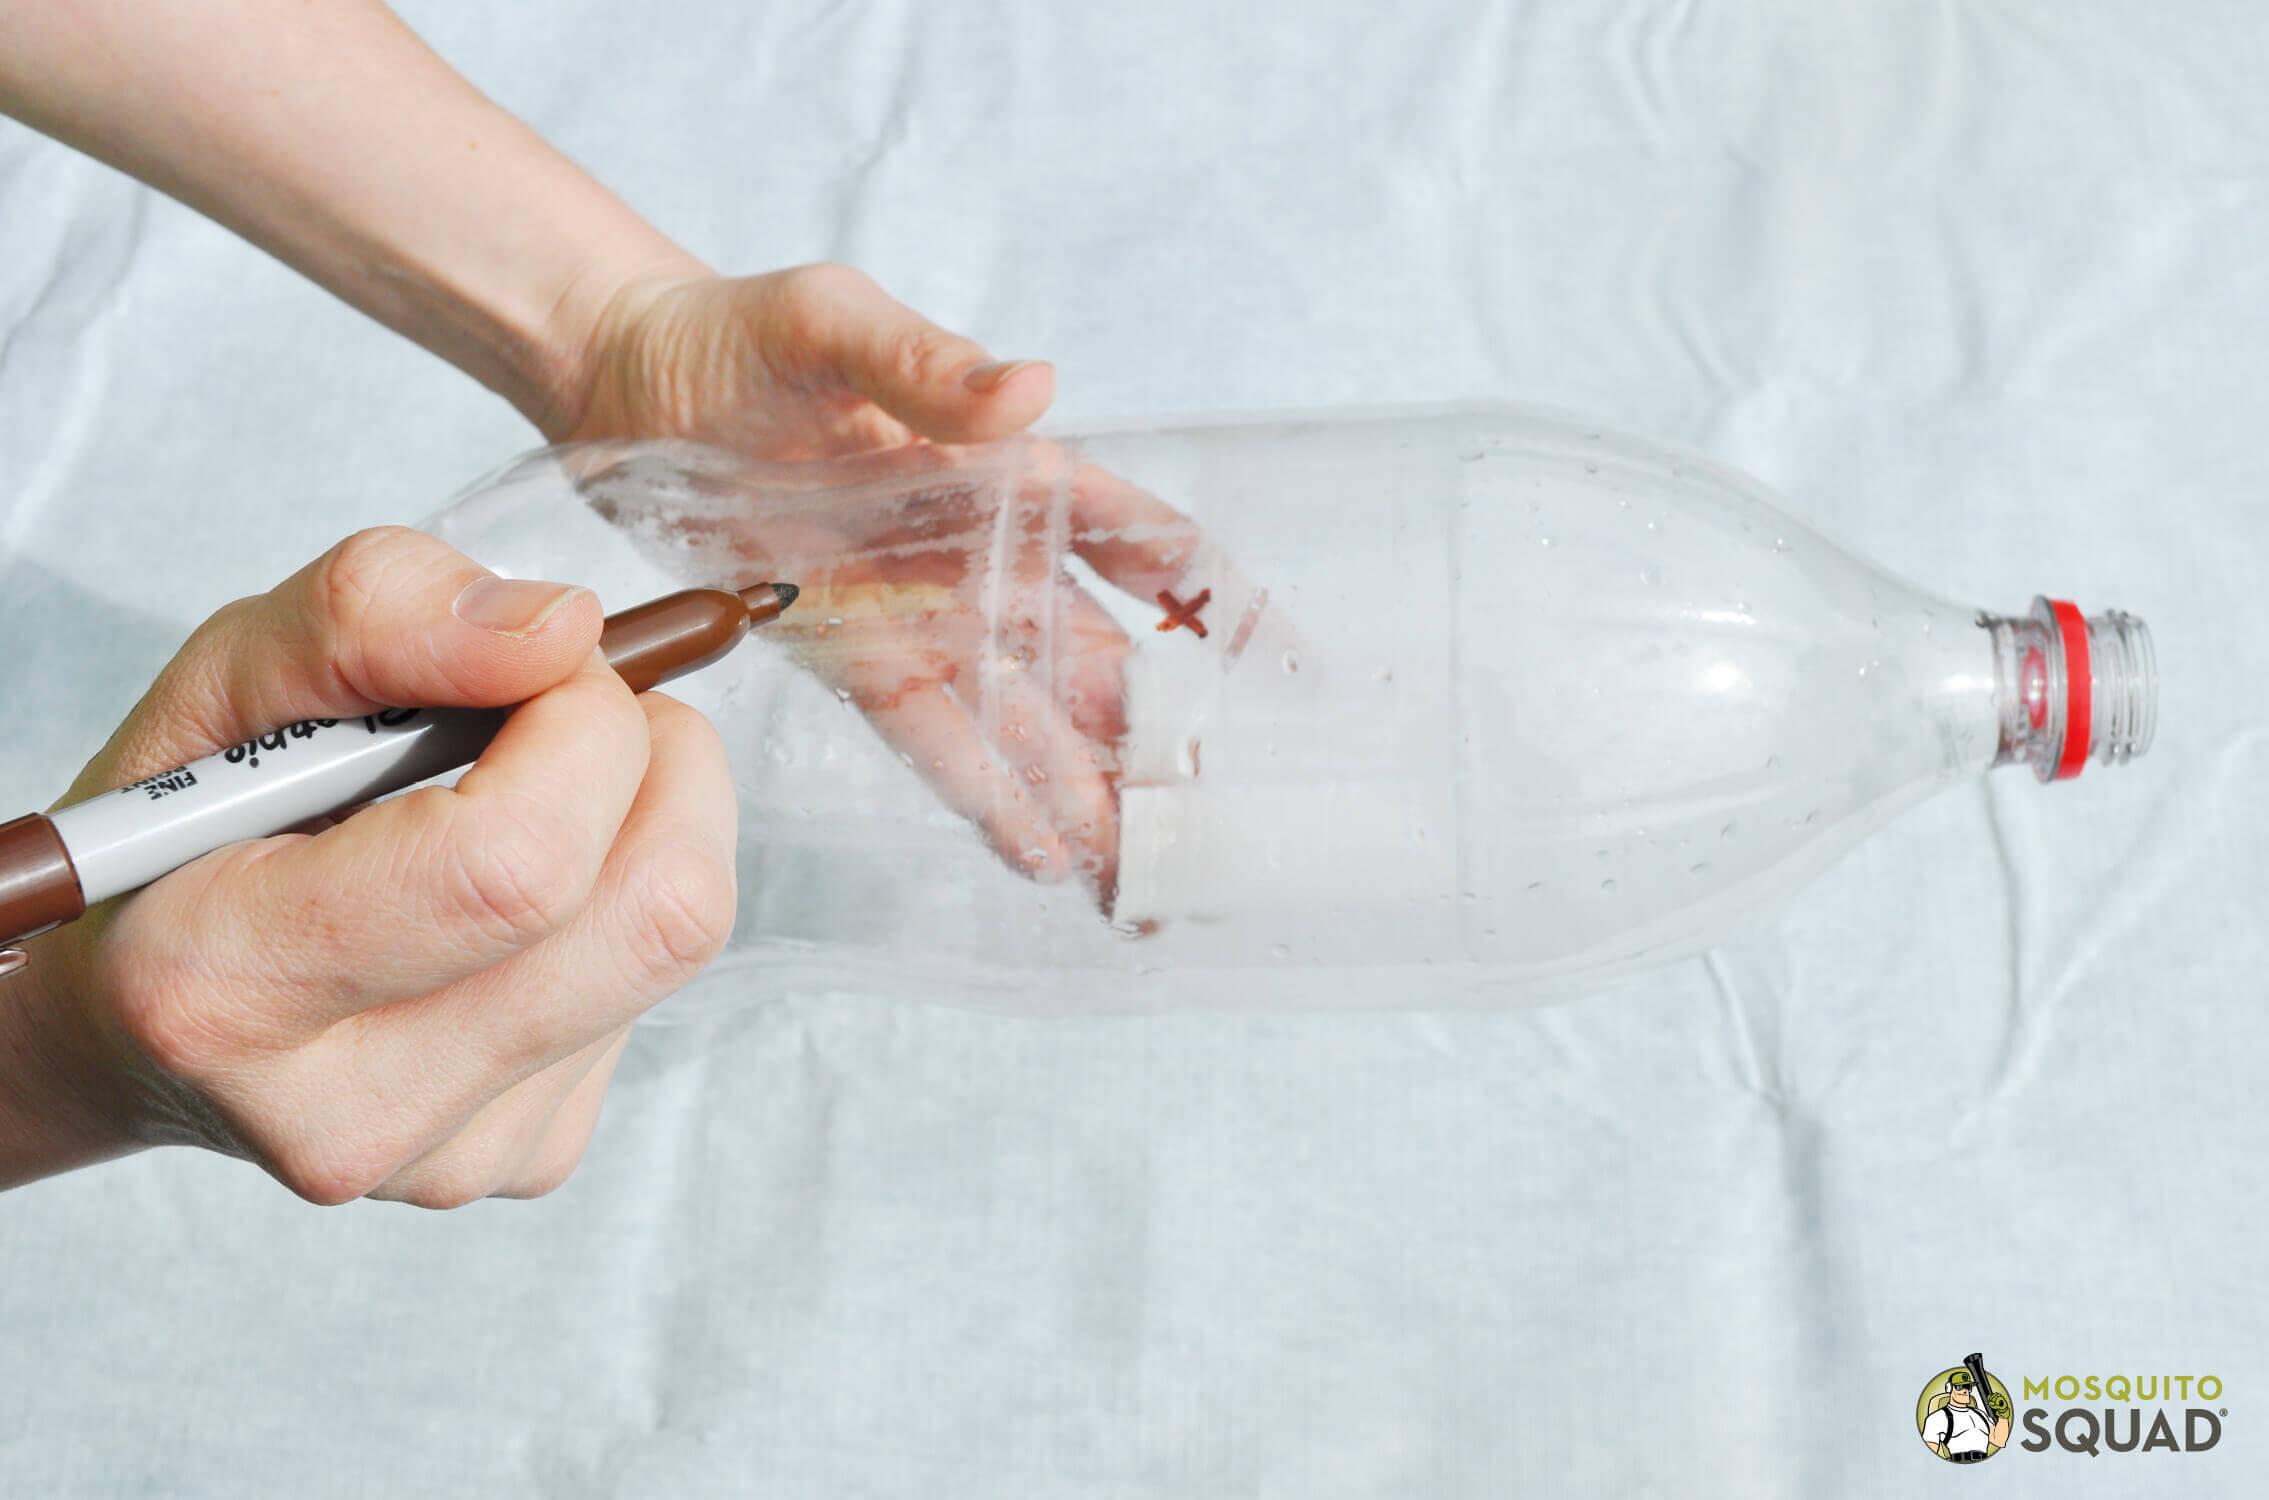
(1154, 587), (1211, 638)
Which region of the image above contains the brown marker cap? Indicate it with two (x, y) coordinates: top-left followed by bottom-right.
(0, 813), (85, 948)
(598, 583), (798, 694)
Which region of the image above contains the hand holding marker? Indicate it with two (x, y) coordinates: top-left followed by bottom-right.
(0, 572), (798, 972)
(0, 526), (812, 1200)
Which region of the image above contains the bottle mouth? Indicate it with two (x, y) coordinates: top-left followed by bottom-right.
(2084, 604), (2157, 769)
(1987, 598), (2156, 782)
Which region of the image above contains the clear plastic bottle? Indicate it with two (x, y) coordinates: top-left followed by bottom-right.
(425, 404), (2156, 1016)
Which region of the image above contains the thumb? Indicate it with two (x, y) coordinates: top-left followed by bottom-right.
(780, 264), (1054, 443)
(72, 526), (603, 795)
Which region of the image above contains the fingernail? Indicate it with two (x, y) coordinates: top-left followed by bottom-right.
(963, 359), (1039, 394)
(452, 576), (585, 637)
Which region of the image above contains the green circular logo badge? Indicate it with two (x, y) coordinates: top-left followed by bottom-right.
(1918, 1356), (2013, 1464)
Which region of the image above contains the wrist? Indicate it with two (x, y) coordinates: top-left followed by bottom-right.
(520, 238), (711, 444)
(0, 934), (141, 1189)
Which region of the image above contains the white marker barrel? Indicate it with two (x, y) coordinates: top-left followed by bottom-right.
(51, 709), (508, 904)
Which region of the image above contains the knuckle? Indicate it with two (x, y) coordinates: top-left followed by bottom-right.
(105, 952), (240, 1081)
(492, 986), (590, 1075)
(779, 260), (872, 304)
(394, 1165), (498, 1212)
(268, 1139), (396, 1208)
(889, 324), (973, 388)
(495, 1139), (588, 1201)
(313, 526), (428, 629)
(443, 801), (590, 948)
(307, 527), (440, 691)
(621, 841), (738, 982)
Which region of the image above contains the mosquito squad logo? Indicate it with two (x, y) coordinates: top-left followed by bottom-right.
(1914, 1353), (2229, 1465)
(1916, 1354), (2013, 1463)
(2015, 1372), (2225, 1457)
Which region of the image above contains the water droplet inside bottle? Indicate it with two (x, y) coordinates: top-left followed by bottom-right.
(1281, 649), (1301, 674)
(1585, 463), (1599, 474)
(1803, 808), (1819, 825)
(1460, 449), (1485, 463)
(1764, 755), (1781, 771)
(1639, 564), (1661, 586)
(834, 687), (853, 705)
(1270, 943), (1292, 958)
(1773, 536), (1791, 553)
(1023, 764), (1049, 785)
(1525, 881), (1547, 894)
(1538, 535), (1555, 548)
(1689, 861), (1711, 875)
(1721, 822), (1738, 839)
(1599, 878), (1619, 894)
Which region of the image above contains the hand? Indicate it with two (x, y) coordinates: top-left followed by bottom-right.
(539, 264), (1256, 905)
(547, 262), (1056, 457)
(2, 528), (737, 1202)
(570, 438), (1247, 900)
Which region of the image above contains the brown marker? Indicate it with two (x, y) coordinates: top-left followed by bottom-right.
(0, 583), (798, 976)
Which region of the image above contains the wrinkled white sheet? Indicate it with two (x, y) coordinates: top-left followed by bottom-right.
(1, 2), (2262, 1494)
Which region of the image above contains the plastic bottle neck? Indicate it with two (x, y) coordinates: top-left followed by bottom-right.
(1983, 598), (2157, 782)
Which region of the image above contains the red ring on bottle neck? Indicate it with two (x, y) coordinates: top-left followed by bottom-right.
(2048, 598), (2091, 780)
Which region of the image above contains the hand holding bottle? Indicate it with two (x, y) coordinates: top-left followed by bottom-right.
(550, 263), (1060, 459)
(542, 265), (1200, 896)
(533, 435), (1272, 903)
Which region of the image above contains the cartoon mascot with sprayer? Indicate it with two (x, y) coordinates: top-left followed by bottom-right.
(1919, 1353), (2013, 1463)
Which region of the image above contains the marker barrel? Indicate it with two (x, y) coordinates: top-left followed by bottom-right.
(54, 709), (509, 905)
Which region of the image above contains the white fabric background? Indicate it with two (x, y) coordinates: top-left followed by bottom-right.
(2, 2), (2262, 1494)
